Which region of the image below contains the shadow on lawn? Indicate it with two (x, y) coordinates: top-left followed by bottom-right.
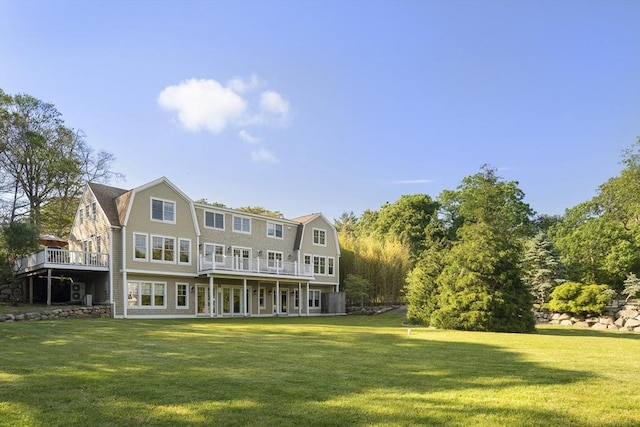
(536, 326), (640, 340)
(0, 318), (612, 426)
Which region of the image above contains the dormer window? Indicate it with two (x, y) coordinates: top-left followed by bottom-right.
(151, 198), (175, 223)
(267, 222), (283, 239)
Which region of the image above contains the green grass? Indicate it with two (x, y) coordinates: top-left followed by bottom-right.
(1, 313), (638, 427)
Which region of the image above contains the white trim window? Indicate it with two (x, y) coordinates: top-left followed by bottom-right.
(178, 239), (191, 265)
(267, 251), (283, 269)
(79, 208), (84, 225)
(133, 233), (148, 261)
(91, 202), (97, 220)
(292, 289), (299, 309)
(204, 243), (225, 265)
(259, 288), (266, 309)
(205, 211), (224, 230)
(233, 215), (251, 234)
(313, 255), (326, 275)
(151, 235), (175, 263)
(328, 257), (335, 276)
(267, 222), (283, 239)
(128, 281), (166, 308)
(304, 254), (312, 275)
(309, 289), (321, 308)
(176, 283), (189, 309)
(151, 198), (176, 223)
(313, 228), (326, 246)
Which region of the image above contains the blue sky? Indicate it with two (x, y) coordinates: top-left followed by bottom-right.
(1, 0), (639, 222)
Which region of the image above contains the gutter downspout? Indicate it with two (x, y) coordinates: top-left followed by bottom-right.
(122, 225), (128, 319)
(108, 227), (115, 317)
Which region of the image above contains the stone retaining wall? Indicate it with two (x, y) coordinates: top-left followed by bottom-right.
(0, 305), (111, 322)
(536, 303), (640, 332)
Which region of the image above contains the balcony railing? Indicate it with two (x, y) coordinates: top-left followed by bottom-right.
(199, 255), (313, 278)
(16, 248), (109, 273)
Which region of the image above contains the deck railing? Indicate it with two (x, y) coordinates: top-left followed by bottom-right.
(199, 255), (313, 278)
(16, 248), (109, 272)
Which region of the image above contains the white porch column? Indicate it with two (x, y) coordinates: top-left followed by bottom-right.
(276, 281), (280, 315)
(306, 282), (310, 316)
(243, 278), (247, 316)
(46, 269), (52, 306)
(209, 276), (214, 318)
(298, 282), (302, 316)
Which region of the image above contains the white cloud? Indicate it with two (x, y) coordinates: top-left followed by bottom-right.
(259, 91), (290, 122)
(227, 74), (261, 94)
(251, 148), (278, 163)
(158, 78), (246, 133)
(238, 130), (261, 144)
(391, 179), (433, 184)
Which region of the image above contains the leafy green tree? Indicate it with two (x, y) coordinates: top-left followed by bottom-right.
(521, 232), (565, 306)
(430, 166), (536, 332)
(547, 282), (611, 316)
(0, 221), (39, 304)
(621, 272), (640, 303)
(236, 206), (284, 218)
(0, 89), (120, 230)
(343, 274), (372, 308)
(334, 211), (358, 235)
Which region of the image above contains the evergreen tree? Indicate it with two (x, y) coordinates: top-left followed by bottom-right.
(621, 272), (640, 303)
(521, 232), (565, 307)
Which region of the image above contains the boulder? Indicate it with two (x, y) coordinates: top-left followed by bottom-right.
(558, 313), (571, 321)
(573, 321), (589, 328)
(624, 318), (640, 328)
(591, 323), (608, 330)
(614, 317), (626, 327)
(607, 325), (620, 330)
(617, 309), (639, 319)
(560, 320), (573, 326)
(599, 316), (614, 325)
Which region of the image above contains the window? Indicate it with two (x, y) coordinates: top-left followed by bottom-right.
(259, 288), (266, 309)
(91, 202), (97, 220)
(79, 209), (84, 225)
(304, 255), (312, 274)
(309, 290), (321, 308)
(96, 236), (102, 253)
(82, 240), (93, 253)
(205, 243), (225, 264)
(85, 205), (90, 219)
(134, 233), (148, 260)
(176, 283), (188, 308)
(292, 289), (299, 309)
(151, 198), (175, 223)
(267, 222), (283, 238)
(233, 215), (251, 233)
(268, 251), (283, 269)
(152, 236), (175, 262)
(205, 211), (224, 230)
(328, 257), (335, 276)
(313, 228), (326, 246)
(313, 256), (326, 275)
(128, 281), (166, 308)
(179, 239), (191, 264)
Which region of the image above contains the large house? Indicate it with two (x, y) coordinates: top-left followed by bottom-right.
(16, 177), (343, 318)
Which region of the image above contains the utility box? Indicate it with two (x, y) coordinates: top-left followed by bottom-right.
(321, 292), (346, 314)
(84, 294), (93, 306)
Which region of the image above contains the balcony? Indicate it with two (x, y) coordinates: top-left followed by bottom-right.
(16, 248), (109, 275)
(199, 255), (314, 279)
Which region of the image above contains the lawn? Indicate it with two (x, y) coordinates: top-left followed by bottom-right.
(1, 313), (638, 427)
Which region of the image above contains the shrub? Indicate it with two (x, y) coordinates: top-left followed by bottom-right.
(547, 282), (610, 316)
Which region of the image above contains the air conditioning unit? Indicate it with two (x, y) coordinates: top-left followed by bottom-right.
(70, 283), (85, 302)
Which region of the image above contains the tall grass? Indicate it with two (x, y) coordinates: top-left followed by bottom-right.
(1, 313), (638, 426)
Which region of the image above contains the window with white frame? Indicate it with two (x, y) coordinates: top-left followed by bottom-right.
(178, 239), (191, 264)
(128, 281), (166, 308)
(91, 202), (97, 220)
(313, 228), (326, 246)
(267, 251), (283, 269)
(79, 208), (84, 225)
(292, 289), (299, 309)
(85, 205), (90, 219)
(134, 233), (148, 260)
(309, 290), (321, 308)
(313, 256), (326, 275)
(259, 288), (266, 309)
(152, 236), (175, 262)
(304, 254), (312, 274)
(267, 222), (283, 239)
(82, 240), (93, 253)
(151, 198), (175, 223)
(176, 283), (188, 308)
(233, 215), (251, 233)
(328, 257), (335, 276)
(204, 243), (225, 264)
(205, 211), (224, 230)
(96, 236), (102, 253)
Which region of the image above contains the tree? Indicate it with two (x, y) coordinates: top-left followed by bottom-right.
(0, 221), (39, 304)
(521, 232), (565, 307)
(334, 211), (358, 235)
(343, 274), (372, 308)
(0, 89), (121, 232)
(547, 282), (611, 316)
(236, 206), (284, 218)
(430, 166), (536, 332)
(621, 272), (640, 303)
